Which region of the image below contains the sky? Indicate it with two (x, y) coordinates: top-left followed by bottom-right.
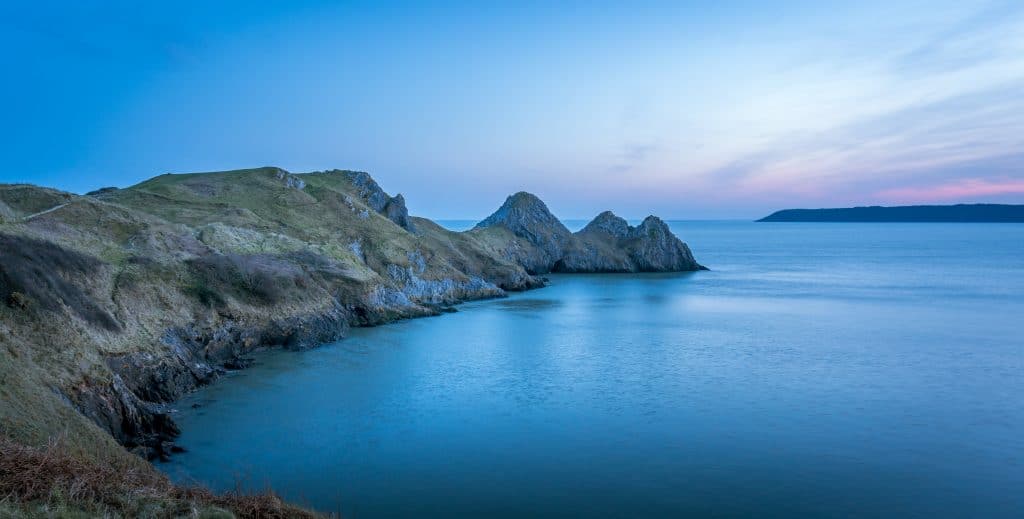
(2, 1), (1023, 219)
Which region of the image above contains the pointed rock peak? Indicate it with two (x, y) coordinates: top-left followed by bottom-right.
(474, 191), (572, 270)
(636, 215), (670, 232)
(475, 191), (566, 233)
(581, 210), (630, 238)
(383, 193), (414, 231)
(506, 191), (544, 206)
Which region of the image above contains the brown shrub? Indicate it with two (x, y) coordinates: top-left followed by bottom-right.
(0, 436), (324, 518)
(0, 436), (170, 507)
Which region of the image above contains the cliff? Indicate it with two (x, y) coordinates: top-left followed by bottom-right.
(0, 167), (704, 515)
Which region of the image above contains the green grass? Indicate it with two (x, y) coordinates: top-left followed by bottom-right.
(0, 167), (545, 518)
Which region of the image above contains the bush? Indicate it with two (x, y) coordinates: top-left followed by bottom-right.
(186, 281), (226, 308)
(187, 253), (304, 306)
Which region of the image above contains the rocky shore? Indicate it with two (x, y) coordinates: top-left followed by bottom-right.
(0, 167), (704, 465)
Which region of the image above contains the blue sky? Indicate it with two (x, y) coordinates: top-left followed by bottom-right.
(2, 1), (1022, 218)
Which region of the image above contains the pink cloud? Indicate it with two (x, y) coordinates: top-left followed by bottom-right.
(876, 178), (1024, 203)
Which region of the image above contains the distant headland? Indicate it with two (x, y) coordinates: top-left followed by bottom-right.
(758, 204), (1024, 223)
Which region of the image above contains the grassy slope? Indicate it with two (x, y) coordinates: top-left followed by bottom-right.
(103, 167), (527, 285)
(0, 168), (542, 517)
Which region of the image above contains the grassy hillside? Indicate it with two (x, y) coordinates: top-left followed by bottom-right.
(0, 166), (701, 517)
(0, 168), (545, 517)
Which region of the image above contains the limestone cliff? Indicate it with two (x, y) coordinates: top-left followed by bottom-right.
(0, 168), (704, 466)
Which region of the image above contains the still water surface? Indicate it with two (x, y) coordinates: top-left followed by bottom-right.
(163, 222), (1024, 518)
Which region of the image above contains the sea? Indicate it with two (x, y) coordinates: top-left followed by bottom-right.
(160, 221), (1024, 518)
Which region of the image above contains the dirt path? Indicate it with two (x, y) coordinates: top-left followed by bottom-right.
(22, 203), (68, 221)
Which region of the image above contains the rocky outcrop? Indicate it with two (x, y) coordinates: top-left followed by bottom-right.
(474, 192), (575, 273)
(581, 210), (631, 238)
(71, 374), (181, 461)
(554, 212), (634, 272)
(87, 305), (358, 459)
(338, 170), (415, 231)
(274, 169), (306, 190)
(0, 167), (704, 467)
(383, 193), (412, 230)
(625, 216), (704, 271)
(475, 200), (705, 273)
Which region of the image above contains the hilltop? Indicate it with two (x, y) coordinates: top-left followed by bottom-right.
(0, 167), (703, 517)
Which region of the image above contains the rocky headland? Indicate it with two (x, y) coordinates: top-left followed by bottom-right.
(0, 167), (703, 515)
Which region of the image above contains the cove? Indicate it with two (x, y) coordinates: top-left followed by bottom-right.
(161, 222), (1024, 518)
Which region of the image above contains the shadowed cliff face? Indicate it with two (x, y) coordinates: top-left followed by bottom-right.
(474, 196), (705, 273)
(0, 168), (703, 465)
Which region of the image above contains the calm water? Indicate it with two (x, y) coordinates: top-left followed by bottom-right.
(162, 222), (1024, 518)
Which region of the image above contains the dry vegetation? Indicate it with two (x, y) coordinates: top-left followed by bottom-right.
(0, 437), (323, 518)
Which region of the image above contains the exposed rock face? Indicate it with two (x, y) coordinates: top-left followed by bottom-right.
(339, 170), (414, 231)
(475, 201), (705, 273)
(474, 192), (574, 273)
(274, 169), (306, 190)
(383, 193), (412, 230)
(555, 211), (635, 272)
(581, 210), (631, 238)
(625, 216), (704, 271)
(342, 171), (388, 211)
(565, 212), (706, 272)
(72, 373), (181, 461)
(0, 167), (703, 466)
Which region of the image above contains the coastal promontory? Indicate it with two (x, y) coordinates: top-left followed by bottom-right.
(0, 167), (704, 473)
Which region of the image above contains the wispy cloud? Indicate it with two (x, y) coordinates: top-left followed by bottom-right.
(877, 178), (1024, 203)
(686, 3), (1024, 206)
(7, 1), (1023, 216)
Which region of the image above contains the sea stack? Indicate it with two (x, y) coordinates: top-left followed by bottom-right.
(473, 195), (705, 273)
(473, 192), (575, 273)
